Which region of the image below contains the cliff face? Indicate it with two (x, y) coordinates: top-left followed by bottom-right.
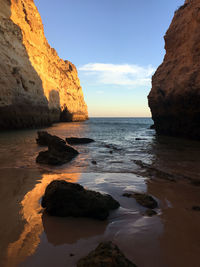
(148, 0), (200, 140)
(0, 0), (88, 129)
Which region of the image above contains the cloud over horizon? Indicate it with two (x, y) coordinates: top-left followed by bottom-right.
(79, 63), (155, 88)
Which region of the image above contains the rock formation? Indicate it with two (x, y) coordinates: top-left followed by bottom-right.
(77, 242), (137, 267)
(0, 0), (88, 129)
(42, 180), (120, 220)
(35, 131), (79, 165)
(66, 137), (95, 145)
(148, 0), (200, 140)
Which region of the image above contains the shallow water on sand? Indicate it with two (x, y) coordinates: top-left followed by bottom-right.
(0, 118), (200, 267)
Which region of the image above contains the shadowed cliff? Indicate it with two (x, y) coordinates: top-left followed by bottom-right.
(0, 0), (88, 129)
(148, 0), (200, 140)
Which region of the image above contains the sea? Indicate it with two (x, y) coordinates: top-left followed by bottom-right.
(0, 117), (200, 267)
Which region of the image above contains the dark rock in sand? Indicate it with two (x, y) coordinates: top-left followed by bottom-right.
(132, 160), (176, 182)
(42, 180), (120, 220)
(144, 209), (157, 217)
(192, 206), (200, 211)
(36, 134), (79, 165)
(66, 137), (94, 145)
(190, 180), (200, 187)
(150, 124), (155, 129)
(123, 192), (158, 209)
(91, 160), (97, 165)
(77, 241), (137, 267)
(36, 131), (66, 146)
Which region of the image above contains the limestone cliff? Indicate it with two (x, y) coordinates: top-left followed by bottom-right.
(0, 0), (88, 129)
(148, 0), (200, 140)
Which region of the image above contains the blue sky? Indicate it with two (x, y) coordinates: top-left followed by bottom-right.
(35, 0), (184, 117)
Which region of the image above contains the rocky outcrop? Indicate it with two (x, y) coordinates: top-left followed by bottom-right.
(36, 132), (79, 165)
(41, 180), (120, 220)
(66, 137), (95, 145)
(36, 131), (66, 146)
(148, 0), (200, 140)
(0, 0), (88, 129)
(123, 192), (158, 209)
(77, 242), (137, 267)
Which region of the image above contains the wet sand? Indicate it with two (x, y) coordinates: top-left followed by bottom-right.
(1, 169), (200, 267)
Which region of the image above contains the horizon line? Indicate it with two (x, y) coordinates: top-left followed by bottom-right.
(89, 116), (152, 118)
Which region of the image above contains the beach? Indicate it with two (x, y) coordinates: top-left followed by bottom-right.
(0, 118), (200, 267)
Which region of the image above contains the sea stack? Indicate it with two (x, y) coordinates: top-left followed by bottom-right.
(0, 0), (88, 129)
(148, 0), (200, 140)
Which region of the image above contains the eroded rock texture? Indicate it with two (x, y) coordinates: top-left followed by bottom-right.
(148, 0), (200, 140)
(42, 180), (120, 220)
(0, 0), (88, 129)
(77, 242), (137, 267)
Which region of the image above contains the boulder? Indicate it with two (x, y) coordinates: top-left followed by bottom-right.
(192, 206), (200, 211)
(190, 180), (200, 186)
(123, 192), (158, 209)
(144, 209), (157, 217)
(42, 180), (120, 220)
(66, 137), (94, 145)
(36, 133), (79, 165)
(36, 131), (66, 146)
(77, 241), (137, 267)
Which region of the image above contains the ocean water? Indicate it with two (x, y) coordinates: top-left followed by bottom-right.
(0, 118), (200, 267)
(0, 117), (154, 172)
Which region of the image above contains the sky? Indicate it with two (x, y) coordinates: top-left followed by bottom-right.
(34, 0), (184, 117)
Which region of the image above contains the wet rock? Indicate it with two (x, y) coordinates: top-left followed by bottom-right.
(77, 241), (137, 267)
(123, 192), (158, 209)
(150, 124), (155, 129)
(104, 144), (122, 151)
(132, 160), (176, 182)
(144, 209), (157, 217)
(42, 180), (120, 220)
(192, 206), (200, 211)
(36, 135), (78, 165)
(36, 131), (66, 146)
(66, 137), (94, 145)
(190, 180), (200, 187)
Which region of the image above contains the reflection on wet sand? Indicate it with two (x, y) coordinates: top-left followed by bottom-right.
(147, 178), (200, 267)
(2, 169), (200, 267)
(6, 173), (80, 267)
(42, 213), (107, 246)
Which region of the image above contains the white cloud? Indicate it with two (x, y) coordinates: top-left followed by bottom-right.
(96, 90), (104, 94)
(79, 63), (155, 88)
